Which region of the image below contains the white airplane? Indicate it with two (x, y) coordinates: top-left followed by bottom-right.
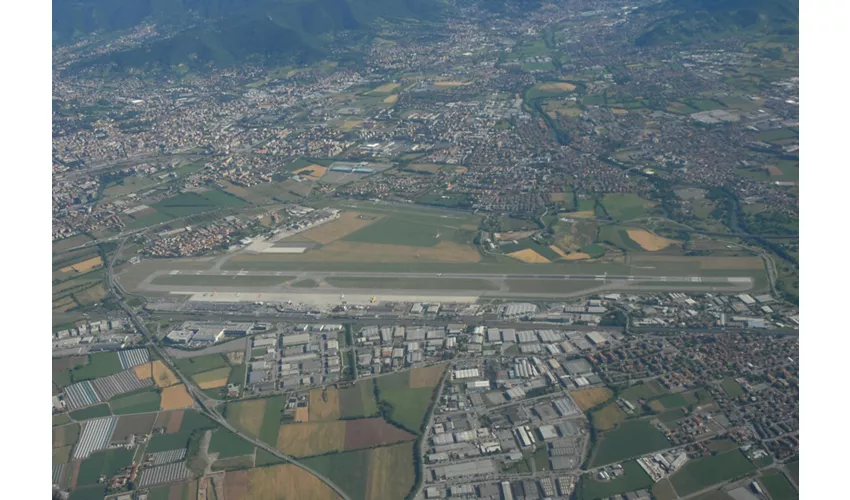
(437, 273), (443, 277)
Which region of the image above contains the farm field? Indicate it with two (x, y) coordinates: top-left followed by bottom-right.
(619, 380), (667, 406)
(110, 389), (162, 415)
(135, 360), (180, 388)
(174, 354), (229, 376)
(192, 367), (232, 389)
(209, 428), (255, 459)
(53, 423), (81, 448)
(590, 419), (671, 467)
(277, 421), (347, 457)
(600, 194), (656, 221)
(591, 403), (627, 431)
(309, 387), (341, 421)
(71, 352), (123, 382)
(376, 364), (445, 432)
(343, 418), (415, 449)
(651, 478), (678, 500)
(160, 384), (194, 410)
(669, 450), (756, 496)
(229, 464), (340, 500)
(69, 404), (111, 420)
(110, 414), (156, 444)
(570, 387), (614, 411)
(625, 229), (677, 251)
(303, 441), (415, 500)
(226, 399), (267, 438)
(579, 460), (653, 500)
(339, 383), (379, 419)
(786, 458), (799, 484)
(649, 389), (713, 412)
(76, 447), (135, 486)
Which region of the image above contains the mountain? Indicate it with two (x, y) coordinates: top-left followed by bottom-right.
(54, 0), (440, 71)
(635, 0), (799, 46)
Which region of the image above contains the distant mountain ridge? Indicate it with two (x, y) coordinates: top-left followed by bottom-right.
(54, 0), (441, 71)
(636, 0), (799, 46)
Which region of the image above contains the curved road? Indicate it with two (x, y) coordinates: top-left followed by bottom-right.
(106, 239), (352, 500)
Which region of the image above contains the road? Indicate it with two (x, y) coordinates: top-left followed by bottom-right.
(105, 239), (353, 500)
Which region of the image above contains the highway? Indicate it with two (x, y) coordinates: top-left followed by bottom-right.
(106, 239), (353, 500)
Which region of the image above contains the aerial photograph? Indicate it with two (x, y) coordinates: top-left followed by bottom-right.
(49, 0), (803, 499)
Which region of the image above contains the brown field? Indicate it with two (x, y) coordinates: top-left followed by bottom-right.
(371, 83), (401, 93)
(366, 442), (415, 500)
(276, 422), (346, 457)
(295, 407), (309, 423)
(649, 400), (665, 413)
(53, 355), (88, 371)
(592, 403), (627, 431)
(293, 165), (328, 180)
(610, 108), (629, 115)
(223, 182), (256, 201)
(60, 256), (103, 274)
(383, 95), (398, 104)
(301, 212), (380, 245)
(193, 367), (232, 389)
(455, 166), (468, 174)
(344, 418), (415, 449)
(626, 229), (677, 251)
(495, 230), (537, 241)
(226, 352), (245, 365)
(407, 163), (442, 174)
(231, 400), (267, 438)
(563, 252), (591, 261)
(434, 81), (470, 87)
(410, 363), (447, 389)
(562, 211), (596, 219)
(73, 284), (108, 305)
(161, 384), (194, 410)
(225, 470), (250, 499)
(69, 461), (80, 490)
(135, 360), (180, 387)
(549, 245), (570, 259)
(111, 413), (157, 444)
(213, 455), (255, 471)
(53, 297), (78, 312)
(309, 388), (340, 421)
(246, 464), (339, 500)
(762, 164), (784, 176)
(570, 387), (614, 411)
(539, 82), (577, 92)
(508, 248), (551, 263)
(165, 410), (185, 433)
(550, 192), (566, 202)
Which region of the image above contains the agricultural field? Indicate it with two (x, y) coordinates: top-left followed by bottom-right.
(338, 383), (379, 419)
(625, 229), (677, 251)
(135, 360), (180, 388)
(303, 441), (415, 500)
(69, 404), (111, 420)
(619, 380), (668, 406)
(208, 428), (255, 459)
(76, 447), (135, 487)
(669, 450), (757, 496)
(174, 354), (229, 376)
(109, 413), (156, 444)
(71, 352), (123, 382)
(651, 478), (678, 500)
(276, 421), (347, 457)
(570, 387), (614, 411)
(192, 367), (232, 389)
(591, 403), (627, 431)
(578, 461), (653, 500)
(160, 384), (194, 410)
(110, 389), (162, 415)
(309, 387), (341, 421)
(225, 464), (339, 500)
(225, 395), (287, 446)
(600, 194), (656, 221)
(376, 364), (446, 432)
(648, 388), (713, 412)
(590, 419), (671, 467)
(53, 423), (81, 448)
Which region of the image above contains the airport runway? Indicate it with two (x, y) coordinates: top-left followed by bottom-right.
(156, 269), (752, 284)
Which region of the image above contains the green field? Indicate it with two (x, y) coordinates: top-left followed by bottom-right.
(657, 408), (688, 424)
(670, 450), (757, 496)
(786, 458), (799, 484)
(124, 210), (173, 230)
(652, 388), (713, 411)
(651, 478), (678, 500)
(590, 419), (671, 467)
(192, 367), (232, 386)
(69, 486), (109, 500)
(339, 383), (380, 419)
(500, 238), (564, 261)
(174, 354), (230, 376)
(152, 191), (245, 218)
(705, 439), (738, 454)
(341, 212), (476, 247)
(290, 278), (320, 288)
(759, 470), (798, 500)
(76, 447), (135, 486)
(303, 448), (373, 500)
(600, 194), (655, 221)
(579, 460), (654, 500)
(110, 389), (162, 415)
(146, 431), (195, 452)
(721, 378), (745, 398)
(53, 423), (81, 448)
(53, 413), (72, 426)
(260, 395), (288, 445)
(151, 275), (292, 287)
(255, 448), (286, 467)
(376, 373), (436, 433)
(619, 380), (667, 406)
(71, 352), (122, 382)
(227, 364), (247, 387)
(208, 428), (255, 458)
(70, 404), (112, 420)
(325, 277), (498, 291)
(598, 225), (645, 252)
(757, 128), (798, 143)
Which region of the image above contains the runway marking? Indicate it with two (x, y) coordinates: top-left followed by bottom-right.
(169, 270), (179, 275)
